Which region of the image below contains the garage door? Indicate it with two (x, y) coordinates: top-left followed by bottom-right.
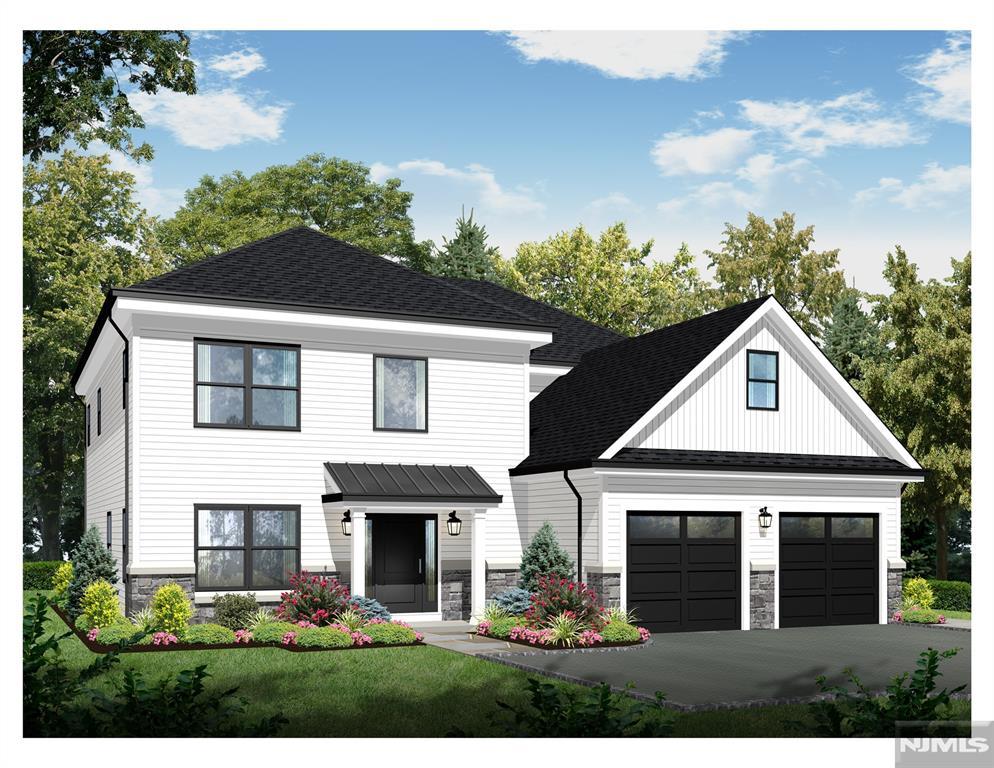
(626, 512), (740, 633)
(780, 514), (878, 627)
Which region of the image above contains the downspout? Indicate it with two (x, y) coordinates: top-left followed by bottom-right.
(107, 306), (131, 615)
(563, 470), (582, 582)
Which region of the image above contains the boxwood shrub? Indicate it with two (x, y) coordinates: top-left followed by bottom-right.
(486, 616), (525, 639)
(212, 593), (258, 630)
(23, 561), (64, 590)
(295, 626), (352, 648)
(600, 620), (640, 643)
(185, 623), (237, 645)
(900, 608), (945, 624)
(96, 623), (144, 645)
(926, 579), (970, 612)
(251, 622), (304, 644)
(363, 622), (418, 645)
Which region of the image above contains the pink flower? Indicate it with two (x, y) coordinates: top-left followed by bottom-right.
(281, 631), (298, 646)
(892, 611), (904, 623)
(577, 630), (603, 647)
(638, 626), (651, 642)
(351, 631), (373, 646)
(477, 620), (493, 636)
(234, 629), (252, 643)
(152, 631), (178, 646)
(296, 619), (317, 628)
(87, 628), (99, 642)
(938, 614), (947, 624)
(414, 632), (424, 642)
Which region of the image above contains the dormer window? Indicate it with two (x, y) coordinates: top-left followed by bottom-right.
(747, 350), (778, 411)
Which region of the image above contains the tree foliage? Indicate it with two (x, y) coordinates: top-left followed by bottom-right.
(519, 522), (575, 592)
(155, 154), (428, 269)
(66, 526), (118, 620)
(22, 31), (196, 161)
(23, 152), (166, 559)
(823, 289), (885, 382)
(705, 212), (845, 341)
(429, 208), (499, 280)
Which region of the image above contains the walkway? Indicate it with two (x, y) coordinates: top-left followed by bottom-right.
(411, 620), (514, 656)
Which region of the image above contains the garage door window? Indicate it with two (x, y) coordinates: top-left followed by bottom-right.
(781, 516), (825, 537)
(831, 516), (874, 538)
(687, 515), (736, 538)
(629, 514), (680, 539)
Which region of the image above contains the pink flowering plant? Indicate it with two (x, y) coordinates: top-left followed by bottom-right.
(234, 629), (253, 643)
(152, 632), (178, 646)
(525, 575), (606, 629)
(277, 571), (352, 626)
(281, 631), (298, 646)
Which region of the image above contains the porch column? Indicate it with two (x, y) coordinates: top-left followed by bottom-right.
(350, 508), (366, 596)
(471, 509), (487, 622)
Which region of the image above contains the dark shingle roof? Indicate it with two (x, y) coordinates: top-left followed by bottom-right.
(512, 297), (772, 474)
(322, 462), (502, 504)
(438, 277), (623, 365)
(595, 448), (924, 477)
(122, 227), (551, 331)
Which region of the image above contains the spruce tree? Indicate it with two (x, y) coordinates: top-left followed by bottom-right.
(432, 208), (499, 280)
(66, 525), (118, 619)
(824, 289), (885, 382)
(519, 522), (575, 592)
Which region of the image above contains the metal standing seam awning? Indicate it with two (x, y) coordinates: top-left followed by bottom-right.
(321, 462), (503, 505)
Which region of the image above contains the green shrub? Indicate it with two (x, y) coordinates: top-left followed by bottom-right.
(128, 605), (156, 633)
(481, 601), (510, 623)
(903, 550), (932, 580)
(902, 577), (934, 610)
(246, 608), (277, 632)
(331, 607), (367, 632)
(926, 579), (970, 611)
(900, 608), (944, 624)
(80, 580), (121, 629)
(349, 595), (391, 621)
(492, 588), (532, 615)
(52, 562), (73, 600)
(185, 623), (237, 645)
(151, 583), (193, 637)
(295, 626), (352, 648)
(23, 561), (64, 590)
(251, 622), (303, 644)
(486, 616), (525, 639)
(212, 593), (258, 630)
(66, 526), (118, 619)
(600, 620), (640, 643)
(519, 522), (575, 592)
(96, 623), (144, 645)
(363, 622), (417, 645)
(544, 611), (586, 647)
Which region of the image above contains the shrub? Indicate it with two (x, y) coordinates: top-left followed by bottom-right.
(902, 577), (934, 610)
(492, 587), (532, 615)
(96, 623), (144, 645)
(544, 611), (587, 647)
(24, 561), (64, 591)
(251, 621), (304, 644)
(151, 583), (193, 637)
(66, 526), (118, 619)
(903, 550), (932, 580)
(185, 623), (237, 645)
(897, 608), (946, 624)
(295, 626), (353, 648)
(519, 522), (575, 592)
(363, 621), (418, 645)
(331, 607), (368, 632)
(526, 575), (605, 628)
(128, 605), (156, 633)
(926, 579), (970, 612)
(485, 616), (524, 639)
(349, 594), (391, 621)
(79, 580), (122, 629)
(481, 601), (510, 623)
(246, 608), (277, 632)
(52, 562), (73, 600)
(212, 593), (258, 630)
(604, 605), (639, 624)
(600, 620), (641, 643)
(277, 572), (352, 626)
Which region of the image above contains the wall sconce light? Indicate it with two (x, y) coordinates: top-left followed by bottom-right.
(758, 507), (773, 530)
(446, 511), (462, 536)
(341, 509), (352, 536)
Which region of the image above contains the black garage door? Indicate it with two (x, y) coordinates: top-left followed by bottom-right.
(626, 512), (740, 633)
(780, 514), (878, 627)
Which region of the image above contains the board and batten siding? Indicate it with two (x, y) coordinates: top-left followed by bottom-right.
(626, 316), (886, 457)
(132, 329), (530, 573)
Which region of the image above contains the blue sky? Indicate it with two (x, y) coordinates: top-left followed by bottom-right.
(120, 30), (971, 292)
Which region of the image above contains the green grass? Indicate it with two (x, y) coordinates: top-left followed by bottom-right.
(941, 610), (971, 620)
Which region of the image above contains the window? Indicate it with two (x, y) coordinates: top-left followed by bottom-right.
(195, 505), (300, 590)
(195, 340), (300, 429)
(97, 388), (102, 435)
(746, 350), (778, 410)
(781, 515), (825, 538)
(832, 516), (874, 539)
(106, 511), (112, 550)
(686, 515), (736, 538)
(85, 404), (91, 447)
(374, 356), (427, 431)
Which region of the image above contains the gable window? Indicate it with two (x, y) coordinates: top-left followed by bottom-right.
(195, 340), (300, 429)
(747, 350), (779, 410)
(374, 356), (427, 431)
(195, 505), (300, 590)
(97, 388), (102, 436)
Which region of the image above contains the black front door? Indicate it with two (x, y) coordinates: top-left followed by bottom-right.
(370, 515), (437, 614)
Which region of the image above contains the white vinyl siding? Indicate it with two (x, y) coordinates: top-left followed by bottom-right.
(627, 316), (885, 456)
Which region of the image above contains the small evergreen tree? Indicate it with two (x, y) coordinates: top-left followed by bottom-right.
(519, 522), (575, 592)
(431, 208), (500, 280)
(824, 289), (884, 382)
(66, 525), (118, 619)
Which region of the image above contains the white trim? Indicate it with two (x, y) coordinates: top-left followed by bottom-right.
(127, 562), (195, 576)
(593, 467), (922, 484)
(529, 364), (573, 376)
(887, 557), (907, 570)
(750, 560), (775, 572)
(350, 508), (367, 597)
(322, 500), (502, 511)
(585, 563), (623, 574)
(391, 611), (442, 623)
(195, 590), (283, 604)
(485, 560), (518, 570)
(471, 510), (487, 622)
(130, 332), (141, 564)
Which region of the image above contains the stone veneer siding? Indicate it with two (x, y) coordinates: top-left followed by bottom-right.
(750, 570), (775, 629)
(586, 571), (621, 608)
(887, 568), (904, 622)
(485, 567), (520, 599)
(441, 569), (472, 620)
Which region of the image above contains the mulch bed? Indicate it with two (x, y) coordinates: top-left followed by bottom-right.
(473, 632), (648, 651)
(52, 604), (425, 654)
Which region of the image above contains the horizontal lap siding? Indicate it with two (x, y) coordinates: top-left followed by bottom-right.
(511, 469), (600, 570)
(136, 335), (528, 570)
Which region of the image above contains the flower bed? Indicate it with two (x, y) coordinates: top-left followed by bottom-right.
(892, 607), (948, 625)
(477, 618), (649, 650)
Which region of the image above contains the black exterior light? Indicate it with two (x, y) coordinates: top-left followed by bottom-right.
(341, 509), (352, 536)
(758, 507), (773, 530)
(446, 511), (462, 536)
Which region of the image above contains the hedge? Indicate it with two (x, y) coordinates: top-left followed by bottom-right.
(926, 579), (970, 612)
(23, 561), (65, 590)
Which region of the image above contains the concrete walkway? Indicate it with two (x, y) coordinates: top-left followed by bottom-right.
(411, 621), (514, 656)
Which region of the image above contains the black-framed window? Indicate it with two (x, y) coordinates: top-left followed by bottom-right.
(195, 505), (300, 590)
(97, 388), (102, 435)
(746, 350), (779, 410)
(106, 510), (112, 550)
(195, 340), (300, 430)
(373, 355), (427, 431)
(85, 404), (91, 447)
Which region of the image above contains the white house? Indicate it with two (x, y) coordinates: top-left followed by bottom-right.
(72, 227), (923, 630)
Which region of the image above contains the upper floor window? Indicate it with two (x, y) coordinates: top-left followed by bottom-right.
(195, 340), (300, 430)
(106, 510), (112, 550)
(374, 355), (427, 431)
(747, 350), (778, 411)
(97, 388), (102, 436)
(86, 404), (91, 447)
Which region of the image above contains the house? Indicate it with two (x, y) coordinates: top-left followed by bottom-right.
(71, 226), (924, 631)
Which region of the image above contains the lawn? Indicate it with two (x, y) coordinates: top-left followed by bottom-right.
(25, 592), (970, 737)
(942, 610), (971, 620)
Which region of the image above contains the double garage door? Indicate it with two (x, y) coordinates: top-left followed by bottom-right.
(626, 511), (879, 633)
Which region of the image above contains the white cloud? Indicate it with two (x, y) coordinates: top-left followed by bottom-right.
(376, 159), (544, 215)
(658, 180), (757, 214)
(904, 32), (971, 125)
(853, 163), (970, 210)
(587, 192), (638, 211)
(504, 31), (746, 80)
(651, 127), (755, 176)
(735, 152), (813, 188)
(695, 108), (725, 121)
(738, 90), (920, 155)
(130, 89), (288, 150)
(207, 48), (266, 79)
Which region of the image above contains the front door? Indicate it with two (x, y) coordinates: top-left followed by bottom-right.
(370, 514), (437, 614)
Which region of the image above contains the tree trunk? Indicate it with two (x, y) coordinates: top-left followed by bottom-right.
(934, 507), (948, 580)
(37, 437), (66, 560)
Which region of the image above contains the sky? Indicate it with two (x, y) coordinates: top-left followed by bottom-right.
(117, 30), (971, 293)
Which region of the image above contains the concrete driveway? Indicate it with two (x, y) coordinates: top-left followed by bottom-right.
(490, 624), (971, 710)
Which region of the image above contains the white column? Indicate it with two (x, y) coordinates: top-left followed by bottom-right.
(471, 509), (487, 622)
(350, 508), (366, 597)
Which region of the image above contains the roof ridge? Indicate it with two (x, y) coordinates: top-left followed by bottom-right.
(421, 273), (543, 326)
